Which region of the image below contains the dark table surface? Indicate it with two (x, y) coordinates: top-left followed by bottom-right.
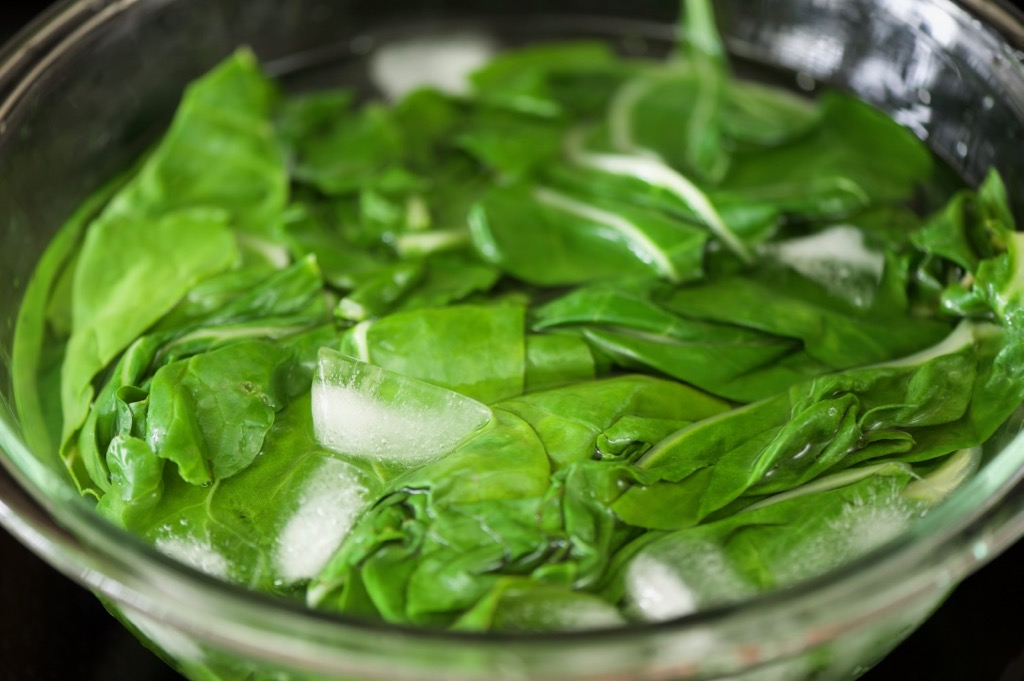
(4, 2), (1024, 680)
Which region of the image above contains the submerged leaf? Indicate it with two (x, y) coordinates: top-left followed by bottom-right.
(61, 209), (238, 467)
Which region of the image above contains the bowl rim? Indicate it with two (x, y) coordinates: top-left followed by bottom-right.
(4, 0), (1024, 676)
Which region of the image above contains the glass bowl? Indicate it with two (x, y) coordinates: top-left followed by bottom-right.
(3, 0), (1024, 679)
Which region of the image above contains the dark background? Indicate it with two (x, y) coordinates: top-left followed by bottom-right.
(4, 1), (1024, 680)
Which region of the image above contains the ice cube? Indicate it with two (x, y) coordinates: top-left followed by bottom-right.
(370, 31), (497, 100)
(312, 348), (492, 465)
(275, 458), (369, 582)
(772, 482), (914, 587)
(626, 542), (752, 621)
(155, 535), (230, 580)
(768, 225), (885, 308)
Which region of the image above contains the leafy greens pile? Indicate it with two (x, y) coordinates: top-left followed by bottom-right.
(14, 0), (1024, 632)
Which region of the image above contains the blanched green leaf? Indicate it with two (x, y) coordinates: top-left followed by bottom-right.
(74, 335), (165, 492)
(341, 304), (527, 403)
(617, 465), (918, 619)
(720, 80), (821, 147)
(61, 208), (238, 461)
(544, 159), (781, 251)
(390, 253), (500, 312)
(524, 334), (595, 393)
(457, 108), (566, 177)
(470, 184), (708, 285)
(309, 409), (552, 623)
(392, 88), (468, 169)
(97, 435), (165, 527)
(310, 411), (655, 627)
(596, 415), (692, 463)
(533, 282), (817, 402)
(336, 261), (425, 322)
(278, 202), (390, 290)
(293, 103), (403, 195)
(275, 89), (355, 152)
(662, 266), (953, 369)
(620, 448), (981, 612)
(613, 323), (1000, 530)
(13, 174), (129, 486)
(719, 93), (933, 208)
(102, 395), (379, 591)
(454, 579), (625, 631)
(104, 50), (287, 234)
(147, 340), (290, 484)
(470, 41), (622, 118)
(499, 375), (729, 468)
(608, 65), (728, 182)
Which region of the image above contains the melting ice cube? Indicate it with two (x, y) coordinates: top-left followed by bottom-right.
(155, 535), (230, 581)
(275, 458), (370, 583)
(312, 348), (492, 465)
(625, 542), (752, 621)
(370, 31), (497, 100)
(768, 224), (885, 308)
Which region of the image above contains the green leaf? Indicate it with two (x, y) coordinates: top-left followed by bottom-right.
(12, 174), (128, 488)
(390, 253), (500, 313)
(96, 435), (165, 527)
(104, 49), (287, 235)
(533, 282), (817, 402)
(309, 409), (552, 624)
(278, 202), (391, 290)
(453, 579), (625, 631)
(617, 465), (918, 619)
(613, 322), (1001, 530)
(146, 340), (290, 484)
(341, 304), (527, 403)
(720, 80), (821, 148)
(99, 395), (380, 591)
(544, 158), (781, 253)
(60, 208), (238, 463)
(470, 184), (708, 285)
(392, 88), (468, 169)
(524, 334), (595, 393)
(275, 89), (355, 153)
(335, 261), (426, 322)
(499, 375), (729, 468)
(310, 412), (652, 628)
(607, 65), (728, 182)
(470, 41), (622, 118)
(662, 266), (953, 369)
(293, 103), (403, 195)
(719, 93), (933, 209)
(456, 107), (567, 178)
